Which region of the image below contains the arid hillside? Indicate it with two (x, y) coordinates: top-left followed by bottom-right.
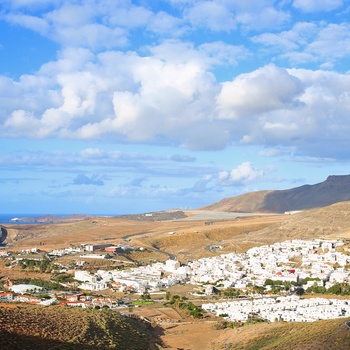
(250, 201), (350, 246)
(0, 304), (157, 350)
(2, 201), (350, 263)
(203, 174), (350, 213)
(2, 203), (350, 349)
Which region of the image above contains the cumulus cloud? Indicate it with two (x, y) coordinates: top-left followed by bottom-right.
(4, 13), (50, 34)
(1, 1), (350, 163)
(2, 57), (350, 159)
(216, 64), (304, 119)
(252, 22), (319, 52)
(184, 1), (236, 31)
(1, 0), (59, 9)
(169, 0), (290, 32)
(218, 162), (264, 186)
(253, 22), (350, 66)
(308, 23), (350, 61)
(198, 41), (250, 66)
(293, 0), (344, 13)
(236, 6), (290, 31)
(146, 11), (184, 36)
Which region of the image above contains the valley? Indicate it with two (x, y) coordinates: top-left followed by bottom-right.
(1, 202), (350, 349)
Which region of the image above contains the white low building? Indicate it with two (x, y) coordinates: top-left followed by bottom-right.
(79, 281), (108, 291)
(202, 296), (350, 323)
(10, 284), (44, 294)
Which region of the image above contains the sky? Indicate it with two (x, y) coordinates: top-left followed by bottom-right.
(0, 0), (350, 215)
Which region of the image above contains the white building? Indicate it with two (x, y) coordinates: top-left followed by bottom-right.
(10, 284), (44, 294)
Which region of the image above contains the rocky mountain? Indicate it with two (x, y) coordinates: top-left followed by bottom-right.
(203, 175), (350, 213)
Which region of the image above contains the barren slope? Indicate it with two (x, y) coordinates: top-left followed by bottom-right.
(203, 174), (350, 213)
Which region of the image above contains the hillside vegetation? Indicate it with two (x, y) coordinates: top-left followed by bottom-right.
(0, 304), (155, 350)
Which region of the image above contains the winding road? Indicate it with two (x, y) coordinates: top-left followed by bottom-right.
(122, 232), (176, 260)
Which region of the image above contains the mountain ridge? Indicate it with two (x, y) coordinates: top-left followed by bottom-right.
(203, 174), (350, 213)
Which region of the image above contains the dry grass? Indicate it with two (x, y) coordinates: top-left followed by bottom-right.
(0, 303), (154, 350)
(3, 213), (282, 258)
(211, 318), (350, 350)
(5, 202), (350, 263)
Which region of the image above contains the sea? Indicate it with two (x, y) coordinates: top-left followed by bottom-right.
(0, 213), (118, 225)
(0, 214), (44, 225)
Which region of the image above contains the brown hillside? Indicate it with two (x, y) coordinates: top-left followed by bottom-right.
(210, 317), (350, 350)
(247, 201), (350, 247)
(0, 304), (155, 350)
(203, 190), (272, 212)
(203, 175), (350, 213)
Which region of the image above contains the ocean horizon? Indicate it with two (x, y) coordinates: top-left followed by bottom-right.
(0, 213), (118, 225)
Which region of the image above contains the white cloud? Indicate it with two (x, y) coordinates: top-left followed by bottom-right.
(199, 41), (250, 66)
(252, 22), (318, 51)
(308, 23), (350, 60)
(106, 4), (153, 28)
(259, 147), (295, 157)
(293, 0), (344, 12)
(253, 22), (350, 67)
(184, 1), (236, 31)
(218, 162), (264, 186)
(2, 0), (59, 9)
(169, 0), (290, 32)
(79, 148), (107, 160)
(4, 110), (41, 135)
(147, 11), (184, 36)
(236, 6), (290, 31)
(2, 57), (350, 159)
(1, 2), (350, 161)
(216, 64), (303, 119)
(242, 68), (350, 157)
(4, 13), (50, 34)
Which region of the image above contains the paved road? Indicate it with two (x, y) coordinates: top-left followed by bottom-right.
(122, 232), (176, 260)
(180, 210), (281, 221)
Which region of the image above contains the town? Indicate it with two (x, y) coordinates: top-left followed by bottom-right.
(1, 238), (350, 323)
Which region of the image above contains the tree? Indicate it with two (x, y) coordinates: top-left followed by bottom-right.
(141, 291), (151, 301)
(294, 287), (304, 296)
(40, 260), (49, 272)
(328, 283), (342, 295)
(190, 307), (203, 318)
(265, 279), (274, 286)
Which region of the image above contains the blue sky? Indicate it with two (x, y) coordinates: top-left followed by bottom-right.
(1, 0), (350, 215)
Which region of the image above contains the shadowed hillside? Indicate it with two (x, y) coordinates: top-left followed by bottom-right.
(203, 175), (350, 213)
(0, 304), (158, 350)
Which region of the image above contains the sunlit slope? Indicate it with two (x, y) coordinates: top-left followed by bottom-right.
(203, 175), (350, 213)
